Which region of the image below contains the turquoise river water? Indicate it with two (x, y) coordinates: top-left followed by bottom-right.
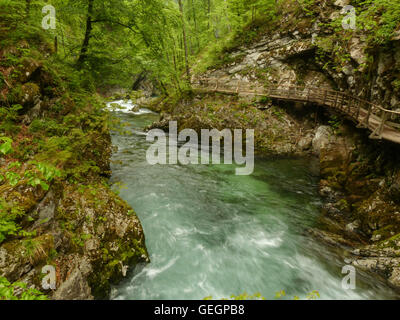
(107, 101), (398, 300)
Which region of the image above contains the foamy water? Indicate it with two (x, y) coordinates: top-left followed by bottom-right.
(108, 100), (398, 300)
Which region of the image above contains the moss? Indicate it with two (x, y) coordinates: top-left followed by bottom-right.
(316, 36), (335, 53)
(50, 179), (148, 298)
(336, 198), (350, 211)
(88, 237), (148, 299)
(373, 225), (396, 240)
(377, 233), (400, 249)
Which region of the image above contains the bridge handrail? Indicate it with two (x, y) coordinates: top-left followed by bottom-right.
(193, 77), (400, 116)
(192, 76), (400, 142)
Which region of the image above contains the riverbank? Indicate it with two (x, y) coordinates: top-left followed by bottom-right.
(0, 29), (148, 299)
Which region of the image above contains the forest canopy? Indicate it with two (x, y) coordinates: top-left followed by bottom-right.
(0, 0), (278, 93)
(1, 0), (400, 94)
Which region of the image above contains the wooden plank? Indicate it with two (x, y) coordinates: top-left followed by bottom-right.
(347, 94), (352, 114)
(321, 90), (328, 105)
(386, 121), (400, 129)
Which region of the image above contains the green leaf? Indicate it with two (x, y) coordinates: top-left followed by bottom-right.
(0, 137), (13, 155)
(5, 172), (20, 186)
(40, 181), (49, 191)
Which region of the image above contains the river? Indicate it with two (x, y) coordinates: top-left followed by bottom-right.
(107, 100), (398, 300)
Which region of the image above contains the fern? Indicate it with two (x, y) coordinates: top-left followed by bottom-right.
(0, 277), (47, 300)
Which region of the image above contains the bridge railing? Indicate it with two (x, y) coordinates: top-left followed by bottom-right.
(192, 77), (400, 139)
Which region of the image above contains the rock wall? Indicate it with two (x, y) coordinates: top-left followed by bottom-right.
(193, 0), (400, 112)
(312, 121), (400, 289)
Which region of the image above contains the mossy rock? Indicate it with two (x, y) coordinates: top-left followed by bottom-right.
(377, 233), (400, 250)
(14, 57), (42, 83)
(7, 82), (40, 110)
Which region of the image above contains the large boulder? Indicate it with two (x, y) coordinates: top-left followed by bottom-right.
(15, 58), (42, 83)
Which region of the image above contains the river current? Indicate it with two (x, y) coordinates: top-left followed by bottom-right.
(107, 100), (397, 300)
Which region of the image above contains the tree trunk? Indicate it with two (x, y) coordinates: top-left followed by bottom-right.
(77, 0), (94, 66)
(158, 80), (168, 96)
(132, 72), (147, 91)
(178, 0), (190, 81)
(191, 0), (200, 52)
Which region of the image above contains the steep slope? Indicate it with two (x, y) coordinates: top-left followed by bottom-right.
(0, 18), (148, 300)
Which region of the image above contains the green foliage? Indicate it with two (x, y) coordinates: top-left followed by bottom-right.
(194, 1), (277, 73)
(298, 0), (316, 17)
(356, 0), (400, 44)
(0, 277), (47, 300)
(0, 0), (282, 93)
(23, 162), (62, 191)
(5, 171), (21, 187)
(72, 233), (92, 248)
(0, 137), (13, 155)
(1, 160), (61, 190)
(328, 115), (342, 133)
(306, 290), (321, 300)
(0, 199), (24, 244)
(0, 218), (19, 244)
(259, 96), (271, 104)
(323, 0), (400, 46)
(0, 105), (22, 133)
(29, 118), (66, 136)
(392, 79), (400, 91)
(205, 290), (320, 300)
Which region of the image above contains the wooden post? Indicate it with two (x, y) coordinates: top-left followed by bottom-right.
(355, 99), (361, 120)
(323, 90), (328, 105)
(347, 94), (352, 114)
(364, 103), (373, 127)
(236, 80), (240, 94)
(339, 93), (345, 111)
(215, 79), (219, 91)
(378, 110), (387, 138)
(334, 91), (339, 108)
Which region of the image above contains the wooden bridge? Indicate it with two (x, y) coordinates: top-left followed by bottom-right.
(192, 78), (400, 144)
